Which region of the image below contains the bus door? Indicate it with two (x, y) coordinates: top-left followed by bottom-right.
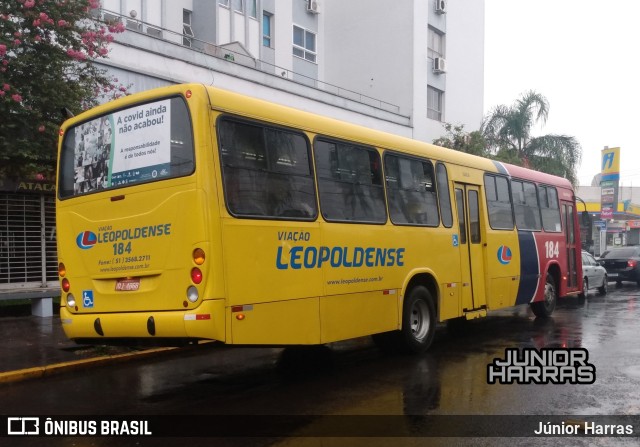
(563, 202), (579, 291)
(454, 184), (486, 312)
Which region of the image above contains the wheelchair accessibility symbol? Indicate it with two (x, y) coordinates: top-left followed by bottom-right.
(82, 290), (94, 308)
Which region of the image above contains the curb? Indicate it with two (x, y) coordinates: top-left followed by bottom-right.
(0, 346), (178, 384)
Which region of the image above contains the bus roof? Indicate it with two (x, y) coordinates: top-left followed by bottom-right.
(203, 85), (573, 190)
(204, 84), (499, 175)
(497, 162), (573, 190)
(61, 83), (574, 191)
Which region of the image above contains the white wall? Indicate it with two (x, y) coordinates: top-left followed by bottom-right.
(99, 0), (484, 145)
(322, 0), (484, 142)
(445, 0), (485, 131)
(323, 0), (414, 116)
(411, 0), (431, 142)
(144, 0), (162, 27)
(218, 6), (231, 43)
(273, 0), (294, 75)
(163, 0), (192, 45)
(124, 0), (142, 16)
(232, 10), (245, 42)
(104, 33), (412, 137)
(247, 15), (260, 57)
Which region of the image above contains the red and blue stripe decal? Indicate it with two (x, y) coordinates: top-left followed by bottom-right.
(492, 161), (542, 304)
(515, 231), (541, 304)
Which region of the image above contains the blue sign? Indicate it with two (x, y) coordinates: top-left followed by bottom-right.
(594, 220), (607, 229)
(82, 290), (94, 308)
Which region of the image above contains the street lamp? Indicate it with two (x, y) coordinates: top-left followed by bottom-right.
(576, 196), (594, 254)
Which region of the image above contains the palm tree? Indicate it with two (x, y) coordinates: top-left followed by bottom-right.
(482, 91), (582, 186)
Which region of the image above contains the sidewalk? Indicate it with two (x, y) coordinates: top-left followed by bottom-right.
(0, 314), (176, 384)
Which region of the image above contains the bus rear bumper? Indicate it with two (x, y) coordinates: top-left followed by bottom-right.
(60, 299), (226, 344)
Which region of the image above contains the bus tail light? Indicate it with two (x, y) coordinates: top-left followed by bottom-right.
(62, 278), (71, 293)
(187, 286), (199, 303)
(191, 267), (203, 284)
(629, 260), (637, 268)
(66, 294), (76, 307)
(58, 262), (66, 277)
(193, 248), (205, 265)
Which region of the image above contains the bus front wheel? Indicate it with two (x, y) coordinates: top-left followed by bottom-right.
(531, 274), (557, 318)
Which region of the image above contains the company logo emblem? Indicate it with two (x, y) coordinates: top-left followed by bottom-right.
(497, 245), (512, 265)
(7, 417), (40, 435)
(76, 231), (97, 249)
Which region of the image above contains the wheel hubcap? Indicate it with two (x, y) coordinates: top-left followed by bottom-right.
(411, 300), (430, 341)
(544, 283), (555, 308)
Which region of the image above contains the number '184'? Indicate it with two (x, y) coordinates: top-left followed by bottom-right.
(545, 241), (559, 258)
(113, 242), (132, 255)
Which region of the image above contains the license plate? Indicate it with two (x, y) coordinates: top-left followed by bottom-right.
(115, 278), (141, 291)
(608, 273), (618, 278)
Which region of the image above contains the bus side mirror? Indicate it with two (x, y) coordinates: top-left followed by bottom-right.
(581, 211), (591, 227)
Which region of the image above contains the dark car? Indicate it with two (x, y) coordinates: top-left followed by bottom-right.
(581, 250), (607, 297)
(598, 246), (640, 286)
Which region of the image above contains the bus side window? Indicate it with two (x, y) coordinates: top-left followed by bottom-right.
(218, 118), (317, 220)
(315, 139), (386, 223)
(468, 190), (481, 243)
(513, 180), (542, 231)
(384, 153), (439, 226)
(436, 162), (453, 228)
(539, 186), (562, 232)
(455, 188), (467, 244)
(264, 128), (316, 218)
(484, 174), (514, 230)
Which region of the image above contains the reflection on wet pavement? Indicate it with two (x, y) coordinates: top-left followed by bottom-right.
(1, 288), (639, 446)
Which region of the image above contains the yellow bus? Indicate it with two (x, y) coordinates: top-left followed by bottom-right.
(56, 83), (583, 353)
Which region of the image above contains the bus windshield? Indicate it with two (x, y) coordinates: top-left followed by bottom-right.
(58, 96), (194, 199)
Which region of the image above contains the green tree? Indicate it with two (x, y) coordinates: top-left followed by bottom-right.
(0, 0), (126, 180)
(432, 123), (488, 157)
(481, 90), (582, 186)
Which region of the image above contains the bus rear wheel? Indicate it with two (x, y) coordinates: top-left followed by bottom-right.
(400, 286), (436, 353)
(531, 274), (557, 318)
(372, 285), (436, 354)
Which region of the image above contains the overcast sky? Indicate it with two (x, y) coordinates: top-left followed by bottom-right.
(484, 0), (640, 186)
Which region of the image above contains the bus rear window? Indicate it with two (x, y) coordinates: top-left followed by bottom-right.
(58, 96), (194, 199)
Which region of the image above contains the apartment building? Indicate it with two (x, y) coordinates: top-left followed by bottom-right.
(98, 0), (484, 141)
(0, 0), (485, 306)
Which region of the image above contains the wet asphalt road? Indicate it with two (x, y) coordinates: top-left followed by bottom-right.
(2, 285), (640, 446)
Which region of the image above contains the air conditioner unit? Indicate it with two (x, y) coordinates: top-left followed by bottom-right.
(435, 0), (446, 14)
(433, 57), (446, 73)
(126, 19), (142, 32)
(307, 0), (320, 14)
(145, 26), (163, 38)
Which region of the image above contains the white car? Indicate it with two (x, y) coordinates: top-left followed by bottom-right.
(580, 250), (608, 300)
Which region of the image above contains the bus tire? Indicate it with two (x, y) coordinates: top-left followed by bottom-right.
(372, 286), (436, 354)
(399, 286), (436, 353)
(531, 274), (557, 318)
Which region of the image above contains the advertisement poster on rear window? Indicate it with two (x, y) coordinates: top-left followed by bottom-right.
(71, 99), (172, 194)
